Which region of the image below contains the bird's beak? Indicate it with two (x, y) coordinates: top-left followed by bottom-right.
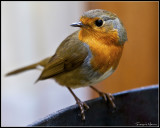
(70, 22), (83, 27)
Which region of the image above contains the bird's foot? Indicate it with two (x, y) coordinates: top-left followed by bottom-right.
(89, 86), (116, 108)
(67, 87), (89, 120)
(76, 98), (89, 120)
(99, 92), (116, 108)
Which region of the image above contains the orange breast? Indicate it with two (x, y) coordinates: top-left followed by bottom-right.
(79, 29), (124, 73)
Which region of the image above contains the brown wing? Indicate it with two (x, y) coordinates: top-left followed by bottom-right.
(36, 30), (88, 81)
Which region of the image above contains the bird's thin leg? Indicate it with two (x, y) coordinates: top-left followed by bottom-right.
(67, 87), (89, 120)
(89, 86), (116, 108)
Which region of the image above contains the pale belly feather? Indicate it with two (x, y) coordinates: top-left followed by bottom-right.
(91, 67), (114, 84)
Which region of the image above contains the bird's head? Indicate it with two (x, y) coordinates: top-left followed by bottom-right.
(71, 9), (127, 45)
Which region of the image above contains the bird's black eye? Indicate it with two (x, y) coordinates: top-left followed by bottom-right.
(95, 19), (103, 27)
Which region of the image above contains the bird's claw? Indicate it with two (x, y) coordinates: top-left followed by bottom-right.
(99, 92), (116, 108)
(76, 98), (89, 120)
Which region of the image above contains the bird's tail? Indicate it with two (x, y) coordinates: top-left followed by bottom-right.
(5, 63), (39, 76)
(5, 57), (51, 76)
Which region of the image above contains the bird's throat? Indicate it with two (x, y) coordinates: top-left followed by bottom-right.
(79, 29), (124, 73)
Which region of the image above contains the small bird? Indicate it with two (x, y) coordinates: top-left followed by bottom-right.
(6, 9), (127, 120)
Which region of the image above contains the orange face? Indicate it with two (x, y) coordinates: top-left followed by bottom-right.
(79, 16), (124, 73)
(80, 16), (106, 33)
(79, 16), (120, 45)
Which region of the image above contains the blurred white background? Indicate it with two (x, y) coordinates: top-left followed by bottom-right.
(2, 1), (91, 126)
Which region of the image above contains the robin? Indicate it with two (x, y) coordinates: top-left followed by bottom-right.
(6, 9), (127, 120)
